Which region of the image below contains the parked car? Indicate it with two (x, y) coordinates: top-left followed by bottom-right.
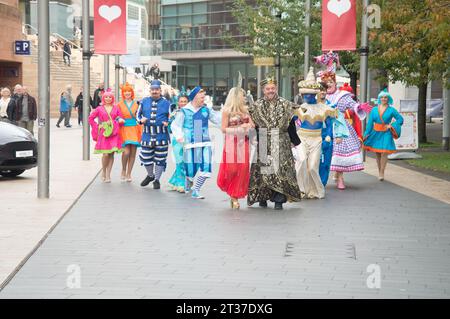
(0, 120), (38, 177)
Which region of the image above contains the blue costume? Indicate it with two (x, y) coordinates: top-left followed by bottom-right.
(137, 80), (171, 184)
(167, 94), (187, 192)
(170, 86), (221, 199)
(363, 90), (403, 154)
(319, 100), (349, 186)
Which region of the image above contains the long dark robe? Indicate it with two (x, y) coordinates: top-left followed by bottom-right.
(247, 96), (302, 205)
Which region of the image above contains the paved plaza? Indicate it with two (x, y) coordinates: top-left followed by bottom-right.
(1, 154), (449, 299)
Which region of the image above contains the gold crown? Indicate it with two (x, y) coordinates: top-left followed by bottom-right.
(260, 76), (278, 87)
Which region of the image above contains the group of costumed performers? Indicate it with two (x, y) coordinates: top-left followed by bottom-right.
(87, 58), (403, 209)
(170, 86), (222, 199)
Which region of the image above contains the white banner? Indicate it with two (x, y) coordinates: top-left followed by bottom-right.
(121, 19), (141, 68)
(394, 112), (419, 151)
(399, 99), (444, 117)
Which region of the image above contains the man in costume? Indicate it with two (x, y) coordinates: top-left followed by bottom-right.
(247, 76), (302, 210)
(137, 80), (171, 189)
(170, 86), (221, 199)
(293, 68), (339, 199)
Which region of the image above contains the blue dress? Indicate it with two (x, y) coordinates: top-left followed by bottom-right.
(167, 110), (186, 191)
(363, 106), (403, 153)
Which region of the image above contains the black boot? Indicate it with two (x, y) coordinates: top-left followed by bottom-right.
(259, 201), (268, 208)
(274, 202), (283, 210)
(140, 175), (155, 187)
(153, 179), (160, 189)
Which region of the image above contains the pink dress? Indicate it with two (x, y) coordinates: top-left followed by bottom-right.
(88, 105), (123, 154)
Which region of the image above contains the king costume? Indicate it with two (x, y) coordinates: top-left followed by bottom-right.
(170, 86), (222, 199)
(247, 77), (302, 209)
(137, 80), (171, 188)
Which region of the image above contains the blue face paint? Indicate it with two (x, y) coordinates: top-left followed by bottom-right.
(303, 94), (317, 104)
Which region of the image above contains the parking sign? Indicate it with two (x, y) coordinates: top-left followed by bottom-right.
(15, 41), (31, 55)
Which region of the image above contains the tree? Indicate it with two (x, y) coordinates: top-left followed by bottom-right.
(369, 0), (450, 143)
(229, 0), (323, 76)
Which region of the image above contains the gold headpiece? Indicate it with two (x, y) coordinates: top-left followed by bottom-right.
(260, 75), (277, 87)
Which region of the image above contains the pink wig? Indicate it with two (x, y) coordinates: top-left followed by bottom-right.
(101, 88), (115, 105)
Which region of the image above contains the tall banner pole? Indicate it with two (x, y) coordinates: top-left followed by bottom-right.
(104, 55), (109, 89)
(304, 0), (311, 77)
(115, 55), (120, 101)
(82, 0), (91, 161)
(359, 0), (370, 161)
(37, 0), (50, 198)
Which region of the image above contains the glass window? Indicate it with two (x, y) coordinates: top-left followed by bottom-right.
(162, 17), (177, 26)
(163, 5), (176, 17)
(193, 14), (207, 25)
(178, 4), (192, 15)
(178, 15), (191, 25)
(193, 2), (207, 14)
(128, 4), (139, 20)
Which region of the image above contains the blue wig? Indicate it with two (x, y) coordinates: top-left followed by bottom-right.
(377, 89), (393, 106)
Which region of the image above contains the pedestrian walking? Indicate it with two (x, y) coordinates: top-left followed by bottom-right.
(88, 89), (124, 183)
(57, 92), (70, 128)
(74, 86), (93, 126)
(6, 84), (23, 124)
(137, 80), (171, 190)
(93, 83), (105, 109)
(9, 86), (37, 135)
(363, 89), (404, 181)
(117, 83), (142, 182)
(217, 85), (255, 209)
(0, 87), (11, 121)
(170, 86), (222, 199)
(167, 93), (189, 193)
(63, 41), (71, 66)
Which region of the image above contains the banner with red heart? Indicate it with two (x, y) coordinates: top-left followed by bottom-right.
(322, 0), (356, 51)
(94, 0), (127, 54)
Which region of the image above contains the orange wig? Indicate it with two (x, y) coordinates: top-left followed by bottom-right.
(320, 71), (336, 83)
(120, 82), (135, 100)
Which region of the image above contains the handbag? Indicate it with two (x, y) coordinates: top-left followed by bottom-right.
(99, 107), (114, 138)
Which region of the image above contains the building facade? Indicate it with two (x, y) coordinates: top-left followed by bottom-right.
(160, 0), (258, 105)
(0, 0), (24, 89)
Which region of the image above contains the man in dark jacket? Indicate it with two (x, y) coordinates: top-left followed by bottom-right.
(92, 83), (104, 109)
(7, 84), (22, 123)
(74, 86), (93, 125)
(12, 86), (37, 135)
(63, 41), (72, 66)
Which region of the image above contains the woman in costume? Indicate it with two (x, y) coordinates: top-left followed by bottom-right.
(321, 71), (371, 190)
(364, 90), (403, 181)
(293, 68), (338, 199)
(167, 93), (189, 192)
(217, 86), (254, 209)
(117, 83), (142, 182)
(88, 89), (124, 183)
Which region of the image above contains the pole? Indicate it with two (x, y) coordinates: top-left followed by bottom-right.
(304, 0), (311, 78)
(443, 78), (450, 151)
(122, 67), (127, 85)
(359, 0), (370, 161)
(115, 55), (120, 101)
(82, 0), (90, 161)
(37, 0), (50, 198)
(257, 66), (262, 98)
(104, 54), (109, 88)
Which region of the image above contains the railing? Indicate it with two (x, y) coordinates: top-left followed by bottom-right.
(52, 33), (82, 51)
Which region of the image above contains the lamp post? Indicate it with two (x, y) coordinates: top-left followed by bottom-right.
(360, 0), (370, 161)
(82, 0), (90, 161)
(37, 0), (50, 198)
(304, 0), (311, 78)
(275, 12), (282, 94)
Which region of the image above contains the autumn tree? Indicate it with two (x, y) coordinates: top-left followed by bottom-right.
(369, 0), (450, 143)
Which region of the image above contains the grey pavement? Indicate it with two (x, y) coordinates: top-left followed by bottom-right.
(1, 154), (450, 299)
